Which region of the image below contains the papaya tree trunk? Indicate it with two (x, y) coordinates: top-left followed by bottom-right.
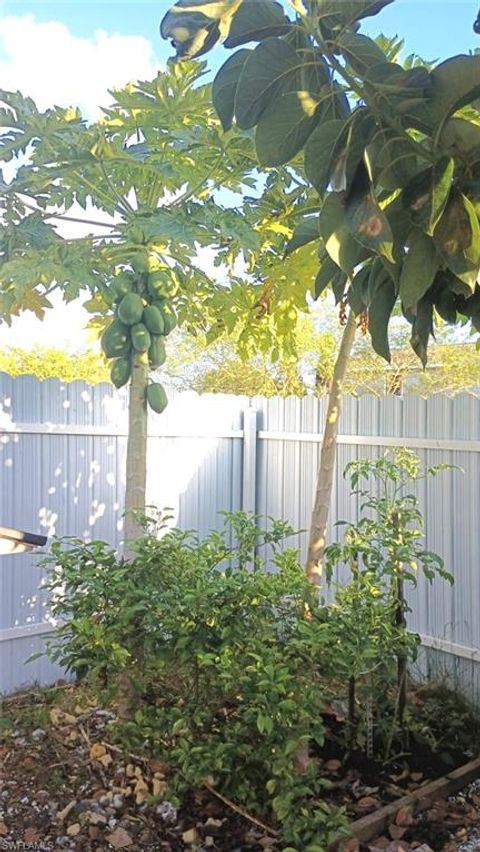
(123, 353), (149, 551)
(117, 353), (149, 721)
(306, 310), (356, 584)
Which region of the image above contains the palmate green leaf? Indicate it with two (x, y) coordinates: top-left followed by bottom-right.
(234, 37), (300, 129)
(402, 156), (454, 236)
(285, 215), (320, 255)
(367, 258), (397, 361)
(399, 230), (440, 310)
(160, 0), (243, 59)
(320, 192), (367, 276)
(224, 0), (290, 47)
(345, 163), (394, 262)
(433, 191), (480, 291)
(255, 91), (320, 166)
(212, 49), (251, 131)
(304, 119), (347, 195)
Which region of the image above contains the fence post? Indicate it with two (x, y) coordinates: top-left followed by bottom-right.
(242, 407), (257, 514)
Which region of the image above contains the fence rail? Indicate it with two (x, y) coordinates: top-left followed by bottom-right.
(1, 373), (479, 700)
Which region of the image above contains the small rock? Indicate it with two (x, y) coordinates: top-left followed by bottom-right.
(99, 752), (113, 768)
(205, 838), (215, 848)
(134, 778), (149, 805)
(152, 777), (166, 798)
(155, 801), (177, 825)
(125, 764), (136, 778)
(89, 826), (101, 840)
(395, 805), (414, 827)
(182, 828), (200, 845)
(0, 823), (7, 837)
(342, 840), (360, 852)
(57, 800), (76, 822)
(357, 797), (380, 811)
(90, 743), (107, 760)
(389, 825), (407, 840)
(112, 795), (124, 810)
(66, 823), (81, 837)
(31, 728), (46, 742)
(325, 759), (342, 772)
(106, 826), (133, 848)
(24, 828), (40, 843)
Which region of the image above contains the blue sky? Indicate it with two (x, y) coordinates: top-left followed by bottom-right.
(3, 1), (480, 68)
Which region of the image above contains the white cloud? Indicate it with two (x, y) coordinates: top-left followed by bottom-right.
(0, 14), (159, 120)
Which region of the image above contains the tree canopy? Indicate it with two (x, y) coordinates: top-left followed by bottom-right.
(161, 0), (480, 364)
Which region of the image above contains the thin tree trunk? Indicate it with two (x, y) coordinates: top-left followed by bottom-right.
(117, 352), (149, 721)
(123, 353), (149, 550)
(306, 310), (356, 584)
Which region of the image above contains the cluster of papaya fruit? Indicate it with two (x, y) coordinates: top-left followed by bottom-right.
(101, 268), (178, 414)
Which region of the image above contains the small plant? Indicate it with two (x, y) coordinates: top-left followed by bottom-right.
(40, 511), (348, 847)
(324, 449), (454, 757)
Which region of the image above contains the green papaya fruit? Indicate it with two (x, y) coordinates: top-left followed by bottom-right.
(148, 335), (166, 368)
(118, 292), (144, 325)
(112, 271), (135, 300)
(143, 304), (165, 335)
(147, 382), (168, 414)
(160, 302), (178, 335)
(147, 271), (179, 299)
(110, 357), (131, 389)
(101, 320), (131, 359)
(130, 323), (151, 353)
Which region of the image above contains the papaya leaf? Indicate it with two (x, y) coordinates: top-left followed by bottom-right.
(224, 0), (290, 47)
(320, 191), (367, 276)
(433, 191), (480, 292)
(304, 119), (347, 195)
(255, 91), (320, 166)
(368, 258), (397, 361)
(410, 295), (434, 366)
(399, 230), (440, 310)
(160, 0), (243, 59)
(234, 37), (300, 129)
(314, 254), (342, 299)
(212, 49), (251, 131)
(345, 163), (394, 262)
(402, 156), (454, 236)
(285, 215), (320, 255)
(347, 262), (371, 314)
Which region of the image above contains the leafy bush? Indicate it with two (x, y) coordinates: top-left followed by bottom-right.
(41, 512), (348, 847)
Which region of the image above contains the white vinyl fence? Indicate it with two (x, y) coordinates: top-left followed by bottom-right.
(1, 372), (479, 700)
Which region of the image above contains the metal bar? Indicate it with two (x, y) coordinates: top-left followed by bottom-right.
(0, 424), (244, 439)
(242, 408), (257, 514)
(0, 622), (57, 643)
(259, 431), (480, 453)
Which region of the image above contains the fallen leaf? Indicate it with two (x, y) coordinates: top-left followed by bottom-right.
(389, 825), (406, 840)
(126, 764), (136, 778)
(50, 707), (76, 726)
(99, 752), (113, 768)
(325, 759), (342, 772)
(0, 824), (7, 837)
(90, 743), (107, 760)
(342, 839), (360, 852)
(24, 829), (40, 843)
(357, 796), (380, 810)
(66, 823), (81, 837)
(152, 777), (167, 797)
(134, 778), (149, 805)
(395, 805), (414, 826)
(182, 828), (200, 844)
(410, 772), (423, 782)
(106, 826), (133, 849)
(57, 800), (76, 822)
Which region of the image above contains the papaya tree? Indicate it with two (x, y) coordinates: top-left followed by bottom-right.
(0, 61), (257, 545)
(161, 0), (480, 580)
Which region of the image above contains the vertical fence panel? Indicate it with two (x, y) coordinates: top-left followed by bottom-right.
(1, 371), (480, 701)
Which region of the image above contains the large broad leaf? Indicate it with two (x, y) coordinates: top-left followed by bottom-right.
(316, 0), (393, 30)
(399, 230), (440, 310)
(234, 37), (300, 129)
(160, 0), (243, 59)
(367, 258), (397, 361)
(347, 262), (371, 314)
(212, 49), (251, 131)
(402, 157), (454, 236)
(339, 108), (377, 192)
(320, 191), (366, 276)
(314, 254), (343, 299)
(255, 91), (319, 166)
(304, 119), (347, 195)
(410, 295), (434, 366)
(285, 215), (320, 255)
(433, 191), (480, 291)
(439, 118), (480, 165)
(345, 162), (394, 261)
(431, 270), (459, 324)
(406, 55), (480, 131)
(366, 128), (419, 191)
(338, 32), (387, 73)
(224, 0), (290, 47)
